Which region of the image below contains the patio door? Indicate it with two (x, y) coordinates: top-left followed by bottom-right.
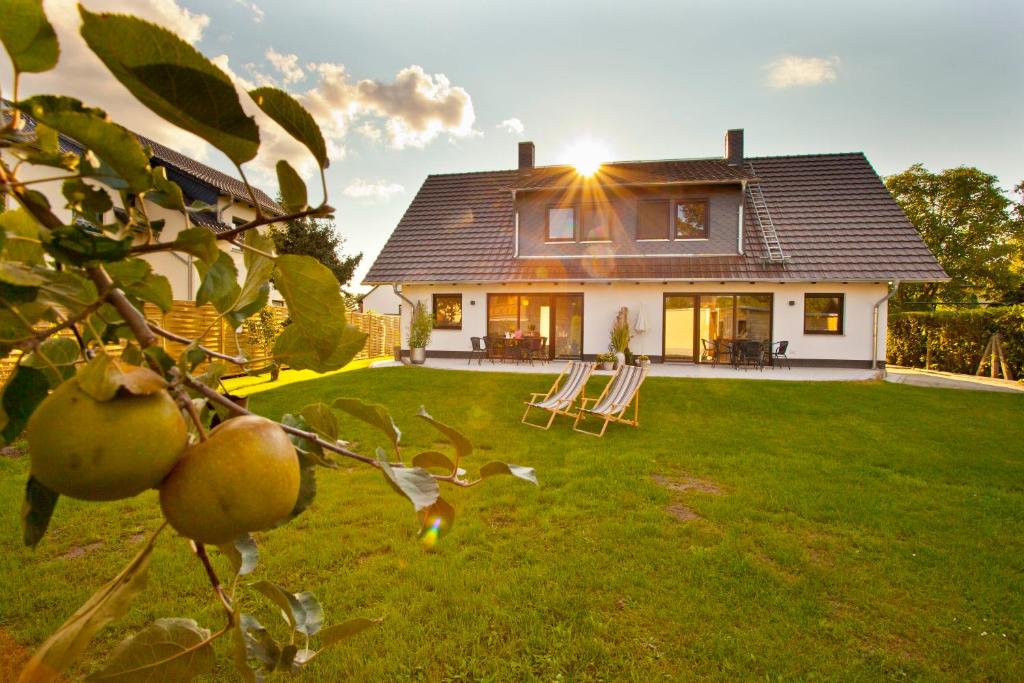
(664, 295), (697, 360)
(663, 293), (773, 363)
(487, 293), (584, 359)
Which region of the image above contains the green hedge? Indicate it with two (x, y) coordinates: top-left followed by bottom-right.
(887, 307), (1024, 377)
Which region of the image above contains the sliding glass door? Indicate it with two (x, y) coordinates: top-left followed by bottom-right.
(487, 293), (583, 359)
(663, 293), (773, 362)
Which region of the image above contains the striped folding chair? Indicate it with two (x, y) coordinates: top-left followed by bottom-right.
(521, 360), (596, 429)
(573, 364), (649, 437)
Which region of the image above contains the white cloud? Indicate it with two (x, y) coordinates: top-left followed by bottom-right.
(764, 55), (839, 89)
(355, 122), (382, 142)
(233, 0), (264, 23)
(497, 118), (524, 135)
(342, 179), (405, 201)
(266, 48), (304, 84)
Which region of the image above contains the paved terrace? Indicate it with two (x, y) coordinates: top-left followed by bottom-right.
(372, 358), (881, 382)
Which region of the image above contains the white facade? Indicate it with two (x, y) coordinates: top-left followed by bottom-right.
(398, 281), (890, 367)
(359, 285), (402, 315)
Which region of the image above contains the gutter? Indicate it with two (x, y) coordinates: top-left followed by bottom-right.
(872, 280), (899, 372)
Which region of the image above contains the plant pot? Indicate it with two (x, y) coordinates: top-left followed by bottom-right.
(614, 351), (626, 369)
(600, 361), (613, 371)
(393, 345), (402, 362)
(409, 347), (426, 365)
(639, 359), (651, 369)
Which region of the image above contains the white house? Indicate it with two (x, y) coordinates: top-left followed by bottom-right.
(358, 285), (402, 315)
(365, 130), (947, 368)
(2, 105), (283, 302)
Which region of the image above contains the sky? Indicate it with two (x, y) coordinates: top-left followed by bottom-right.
(4, 0), (1022, 291)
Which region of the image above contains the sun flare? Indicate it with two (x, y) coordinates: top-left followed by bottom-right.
(564, 137), (610, 177)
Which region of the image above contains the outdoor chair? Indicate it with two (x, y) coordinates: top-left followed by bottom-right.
(468, 337), (487, 365)
(700, 338), (719, 366)
(573, 364), (649, 437)
(486, 336), (505, 363)
(771, 340), (791, 369)
(521, 336), (546, 365)
(522, 360), (596, 429)
(736, 340), (766, 371)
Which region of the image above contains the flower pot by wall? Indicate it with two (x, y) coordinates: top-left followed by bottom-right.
(600, 361), (613, 371)
(393, 345), (402, 362)
(614, 351), (626, 369)
(409, 347), (426, 364)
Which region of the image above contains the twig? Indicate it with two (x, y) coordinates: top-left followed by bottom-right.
(86, 267), (158, 348)
(191, 541), (234, 622)
(148, 322), (248, 365)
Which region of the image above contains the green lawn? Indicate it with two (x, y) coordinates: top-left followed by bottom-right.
(1, 367), (1023, 681)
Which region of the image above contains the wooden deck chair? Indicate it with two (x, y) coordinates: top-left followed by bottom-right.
(573, 364), (649, 437)
(521, 360), (596, 429)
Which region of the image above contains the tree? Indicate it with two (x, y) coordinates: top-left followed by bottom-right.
(0, 3), (536, 680)
(884, 164), (1024, 307)
(270, 213), (361, 288)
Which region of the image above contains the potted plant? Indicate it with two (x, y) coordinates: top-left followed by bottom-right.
(407, 301), (433, 364)
(596, 352), (616, 371)
(609, 318), (632, 369)
(637, 354), (651, 368)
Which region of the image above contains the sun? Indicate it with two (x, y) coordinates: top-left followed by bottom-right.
(564, 137), (610, 177)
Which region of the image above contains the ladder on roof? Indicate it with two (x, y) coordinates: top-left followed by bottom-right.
(745, 164), (788, 263)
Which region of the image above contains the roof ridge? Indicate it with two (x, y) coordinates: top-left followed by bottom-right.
(746, 152), (866, 161)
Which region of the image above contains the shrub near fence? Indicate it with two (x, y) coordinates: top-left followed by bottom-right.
(0, 303), (400, 384)
(887, 306), (1024, 377)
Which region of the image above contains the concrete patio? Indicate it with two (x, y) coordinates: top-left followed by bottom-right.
(372, 357), (881, 382)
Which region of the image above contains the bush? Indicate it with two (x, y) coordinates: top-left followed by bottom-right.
(408, 301), (433, 348)
(887, 306), (1024, 377)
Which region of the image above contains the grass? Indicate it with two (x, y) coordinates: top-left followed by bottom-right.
(1, 366), (1022, 681)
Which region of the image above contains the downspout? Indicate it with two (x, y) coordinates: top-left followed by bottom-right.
(512, 190), (519, 258)
(738, 180), (746, 255)
(872, 280), (900, 372)
(393, 283), (415, 357)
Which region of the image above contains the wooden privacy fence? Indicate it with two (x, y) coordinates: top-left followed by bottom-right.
(1, 302), (400, 383)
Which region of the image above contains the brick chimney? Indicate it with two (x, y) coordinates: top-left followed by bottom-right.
(518, 141), (535, 170)
(725, 129), (744, 166)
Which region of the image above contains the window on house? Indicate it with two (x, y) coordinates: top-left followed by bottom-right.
(804, 294), (844, 334)
(230, 217), (245, 252)
(674, 200), (708, 239)
(546, 207), (576, 242)
(580, 204), (612, 241)
(637, 199), (669, 240)
(433, 293), (463, 329)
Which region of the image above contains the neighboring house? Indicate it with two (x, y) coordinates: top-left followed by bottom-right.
(1, 103), (284, 302)
(358, 285), (402, 315)
(365, 130), (948, 367)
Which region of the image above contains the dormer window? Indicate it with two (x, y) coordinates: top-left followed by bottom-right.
(546, 206), (576, 242)
(580, 204), (612, 242)
(674, 200), (708, 239)
(637, 199), (670, 240)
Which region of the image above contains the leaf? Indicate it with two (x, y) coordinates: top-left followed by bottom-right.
(21, 476), (59, 549)
(105, 259), (172, 313)
(61, 178), (113, 216)
(76, 354), (167, 402)
(332, 398), (400, 452)
(0, 208), (46, 264)
(0, 261), (47, 286)
(79, 8), (260, 165)
(0, 0), (59, 74)
(317, 617), (382, 651)
(273, 323), (366, 373)
(248, 87), (327, 169)
(171, 227), (219, 264)
(230, 230), (275, 321)
(415, 407), (473, 468)
(376, 447), (439, 512)
(18, 528), (158, 683)
(230, 610), (259, 683)
(34, 268), (99, 311)
(147, 166), (186, 213)
(23, 337), (80, 387)
(479, 461), (539, 486)
(236, 613), (279, 669)
(418, 497), (455, 545)
(1, 365), (48, 444)
(195, 250), (240, 313)
(44, 224), (133, 266)
(84, 617), (213, 682)
(251, 582), (323, 636)
(300, 403), (338, 442)
(16, 96), (153, 192)
(218, 534), (258, 577)
(286, 450), (318, 522)
(410, 451), (456, 475)
(272, 254), (345, 359)
(275, 160), (308, 212)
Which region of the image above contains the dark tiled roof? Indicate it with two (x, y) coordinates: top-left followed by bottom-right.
(515, 158), (754, 190)
(364, 153), (948, 284)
